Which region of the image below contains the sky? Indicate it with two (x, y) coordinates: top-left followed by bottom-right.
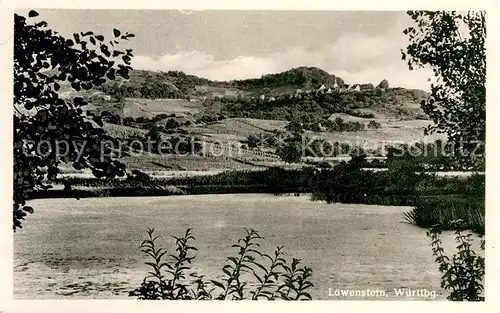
(23, 9), (434, 90)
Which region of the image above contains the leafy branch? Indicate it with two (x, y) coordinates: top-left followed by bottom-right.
(427, 220), (485, 301)
(131, 228), (314, 300)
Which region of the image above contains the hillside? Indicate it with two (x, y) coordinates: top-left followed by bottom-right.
(49, 66), (441, 172)
(231, 66), (344, 91)
(100, 66), (349, 99)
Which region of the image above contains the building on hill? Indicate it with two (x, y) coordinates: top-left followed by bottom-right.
(341, 84), (359, 92)
(294, 89), (303, 97)
(360, 83), (374, 90)
(318, 84), (327, 92)
(260, 94), (266, 101)
(269, 96), (276, 101)
(333, 80), (339, 89)
(347, 84), (361, 92)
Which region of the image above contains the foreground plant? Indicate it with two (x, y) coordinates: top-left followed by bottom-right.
(427, 220), (485, 301)
(403, 11), (485, 169)
(130, 228), (314, 300)
(14, 10), (134, 231)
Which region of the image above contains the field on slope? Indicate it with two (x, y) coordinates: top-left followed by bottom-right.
(123, 98), (203, 119)
(323, 111), (444, 144)
(187, 118), (288, 140)
(194, 85), (251, 99)
(97, 110), (443, 173)
(122, 154), (264, 171)
(317, 123), (444, 144)
(103, 123), (148, 139)
(188, 116), (443, 146)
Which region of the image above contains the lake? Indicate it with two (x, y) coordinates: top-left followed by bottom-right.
(14, 194), (464, 300)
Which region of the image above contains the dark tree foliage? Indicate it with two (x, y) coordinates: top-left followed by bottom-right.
(284, 120), (304, 134)
(367, 120), (382, 129)
(13, 11), (134, 231)
(377, 79), (389, 89)
(222, 87), (425, 123)
(164, 118), (181, 130)
(246, 134), (261, 149)
(346, 109), (375, 119)
(323, 117), (365, 132)
(232, 66), (343, 90)
(402, 11), (486, 169)
(276, 133), (303, 164)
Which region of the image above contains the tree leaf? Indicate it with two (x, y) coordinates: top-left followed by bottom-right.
(22, 206), (34, 214)
(113, 28), (121, 37)
(28, 10), (39, 18)
(73, 97), (85, 106)
(71, 81), (81, 91)
(210, 280), (225, 290)
(81, 82), (93, 90)
(93, 116), (103, 127)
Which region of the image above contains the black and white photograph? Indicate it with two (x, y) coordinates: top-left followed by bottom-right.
(3, 1), (494, 307)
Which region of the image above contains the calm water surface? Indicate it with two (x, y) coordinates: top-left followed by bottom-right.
(14, 194), (465, 300)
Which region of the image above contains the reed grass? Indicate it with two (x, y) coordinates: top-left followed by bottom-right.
(403, 196), (485, 235)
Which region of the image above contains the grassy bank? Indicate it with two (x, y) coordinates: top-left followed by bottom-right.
(32, 185), (185, 199)
(403, 196), (485, 235)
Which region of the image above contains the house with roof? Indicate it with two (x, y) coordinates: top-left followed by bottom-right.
(333, 80), (339, 89)
(346, 84), (361, 92)
(359, 83), (374, 90)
